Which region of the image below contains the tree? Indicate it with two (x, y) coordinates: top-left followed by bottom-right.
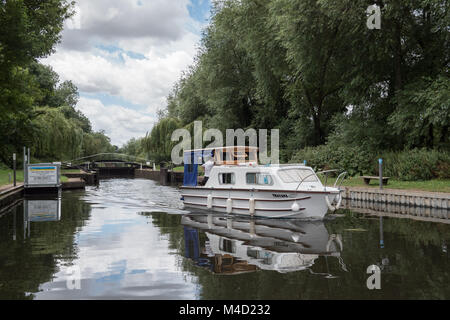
(0, 0), (74, 112)
(142, 118), (182, 163)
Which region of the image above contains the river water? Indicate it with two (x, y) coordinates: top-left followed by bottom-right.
(0, 178), (448, 300)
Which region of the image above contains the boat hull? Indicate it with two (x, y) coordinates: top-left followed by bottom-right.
(180, 187), (340, 219)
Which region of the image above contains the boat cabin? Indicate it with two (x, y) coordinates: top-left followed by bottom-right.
(183, 146), (258, 186)
(182, 146), (323, 190)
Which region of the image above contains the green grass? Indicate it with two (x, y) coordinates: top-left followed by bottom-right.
(319, 175), (450, 193)
(0, 169), (69, 187)
(0, 169), (24, 186)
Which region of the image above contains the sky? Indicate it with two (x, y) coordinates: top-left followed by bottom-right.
(42, 0), (211, 147)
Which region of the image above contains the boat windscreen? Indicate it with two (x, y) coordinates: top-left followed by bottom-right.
(278, 168), (318, 183)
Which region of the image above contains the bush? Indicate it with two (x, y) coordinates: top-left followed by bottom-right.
(291, 146), (450, 181)
(382, 149), (450, 181)
(290, 144), (374, 177)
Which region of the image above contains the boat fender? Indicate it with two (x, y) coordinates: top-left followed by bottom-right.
(207, 214), (213, 229)
(207, 194), (213, 209)
(226, 198), (233, 214)
(326, 234), (344, 252)
(326, 192), (343, 212)
(249, 198), (255, 215)
(291, 201), (300, 212)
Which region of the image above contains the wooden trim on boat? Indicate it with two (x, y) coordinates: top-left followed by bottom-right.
(183, 201), (306, 212)
(181, 194), (311, 202)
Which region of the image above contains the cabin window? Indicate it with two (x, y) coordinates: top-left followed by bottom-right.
(220, 239), (236, 253)
(246, 173), (274, 185)
(219, 173), (235, 184)
(278, 169), (318, 183)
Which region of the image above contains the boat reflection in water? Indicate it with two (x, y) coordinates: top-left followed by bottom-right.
(182, 214), (347, 276)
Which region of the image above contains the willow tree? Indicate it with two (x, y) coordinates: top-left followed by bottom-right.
(0, 0), (74, 164)
(32, 107), (84, 161)
(142, 118), (182, 163)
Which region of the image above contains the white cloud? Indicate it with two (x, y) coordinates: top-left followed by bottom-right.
(77, 97), (157, 146)
(41, 0), (209, 146)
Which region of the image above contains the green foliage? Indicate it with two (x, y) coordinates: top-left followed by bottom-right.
(0, 2), (116, 165)
(82, 131), (116, 158)
(142, 118), (182, 163)
(382, 149), (450, 181)
(0, 0), (74, 112)
(389, 75), (450, 149)
(32, 107), (84, 160)
(291, 146), (450, 181)
(151, 0), (448, 169)
(119, 137), (147, 159)
(290, 143), (374, 177)
(29, 62), (79, 108)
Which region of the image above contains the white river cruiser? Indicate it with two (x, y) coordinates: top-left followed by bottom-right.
(180, 147), (346, 219)
(182, 214), (347, 274)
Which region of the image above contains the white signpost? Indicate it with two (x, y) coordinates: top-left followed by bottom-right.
(26, 198), (61, 222)
(25, 163), (61, 190)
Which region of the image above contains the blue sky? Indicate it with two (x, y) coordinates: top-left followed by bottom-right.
(43, 0), (211, 146)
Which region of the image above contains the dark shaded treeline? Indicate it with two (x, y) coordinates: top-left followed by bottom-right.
(0, 1), (115, 167)
(136, 0), (448, 169)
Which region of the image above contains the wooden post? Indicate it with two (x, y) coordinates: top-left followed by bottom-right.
(160, 168), (168, 185)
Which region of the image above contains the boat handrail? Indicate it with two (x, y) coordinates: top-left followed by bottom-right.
(334, 172), (347, 189)
(294, 172), (319, 192)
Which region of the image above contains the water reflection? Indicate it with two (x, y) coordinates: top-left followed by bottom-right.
(0, 190), (90, 299)
(0, 178), (448, 300)
(342, 198), (450, 223)
(182, 215), (347, 276)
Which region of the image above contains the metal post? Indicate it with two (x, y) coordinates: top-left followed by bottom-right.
(23, 202), (26, 240)
(379, 158), (383, 190)
(13, 206), (17, 241)
(379, 216), (384, 249)
(27, 148), (30, 164)
(13, 153), (16, 186)
(23, 147), (26, 169)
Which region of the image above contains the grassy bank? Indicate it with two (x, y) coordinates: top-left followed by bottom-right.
(0, 169), (24, 186)
(0, 169), (71, 187)
(320, 176), (450, 193)
(163, 166), (450, 193)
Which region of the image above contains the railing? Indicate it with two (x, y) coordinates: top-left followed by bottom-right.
(62, 153), (154, 168)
